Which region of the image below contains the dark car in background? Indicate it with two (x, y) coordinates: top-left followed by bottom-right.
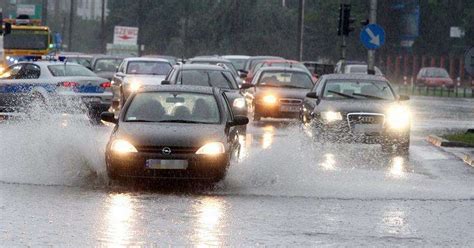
(101, 85), (248, 182)
(186, 57), (241, 83)
(221, 55), (250, 71)
(416, 67), (454, 88)
(89, 55), (126, 81)
(300, 74), (411, 154)
(242, 67), (314, 121)
(241, 56), (284, 82)
(163, 64), (248, 124)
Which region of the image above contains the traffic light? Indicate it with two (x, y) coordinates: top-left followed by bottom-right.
(342, 4), (355, 36)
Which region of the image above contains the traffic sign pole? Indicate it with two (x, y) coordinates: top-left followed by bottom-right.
(367, 0), (377, 75)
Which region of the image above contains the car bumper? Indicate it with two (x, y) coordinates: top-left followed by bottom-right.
(106, 151), (230, 180)
(255, 103), (300, 119)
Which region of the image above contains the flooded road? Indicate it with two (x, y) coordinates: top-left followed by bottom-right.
(0, 96), (473, 246)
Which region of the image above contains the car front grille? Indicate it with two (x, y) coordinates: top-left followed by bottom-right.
(135, 146), (199, 154)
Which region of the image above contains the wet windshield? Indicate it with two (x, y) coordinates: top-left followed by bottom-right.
(125, 92), (220, 123)
(323, 80), (395, 100)
(257, 71), (313, 89)
(3, 29), (49, 50)
(179, 70), (237, 89)
(94, 59), (122, 72)
(127, 61), (172, 75)
(48, 65), (97, 77)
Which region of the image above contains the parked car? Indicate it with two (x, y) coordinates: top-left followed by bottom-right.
(101, 85), (249, 182)
(416, 67), (454, 88)
(0, 61), (112, 123)
(241, 67), (314, 121)
(300, 73), (410, 154)
(111, 57), (172, 111)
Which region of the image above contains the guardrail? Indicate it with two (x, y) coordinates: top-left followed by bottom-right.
(393, 84), (474, 98)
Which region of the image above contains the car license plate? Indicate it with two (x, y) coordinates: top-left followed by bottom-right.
(280, 105), (300, 112)
(145, 159), (188, 170)
(353, 124), (382, 134)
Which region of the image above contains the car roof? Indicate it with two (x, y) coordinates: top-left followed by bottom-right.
(188, 58), (232, 63)
(260, 59), (300, 64)
(18, 61), (83, 66)
(322, 73), (387, 81)
(91, 55), (127, 60)
(174, 64), (228, 71)
(222, 55), (250, 59)
(138, 85), (219, 95)
(124, 57), (170, 63)
(249, 56), (283, 60)
(257, 66), (308, 73)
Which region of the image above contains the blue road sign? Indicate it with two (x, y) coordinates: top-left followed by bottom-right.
(360, 24), (385, 50)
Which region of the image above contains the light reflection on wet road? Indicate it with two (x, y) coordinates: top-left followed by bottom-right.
(0, 96), (473, 246)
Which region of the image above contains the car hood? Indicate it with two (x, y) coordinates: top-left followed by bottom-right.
(316, 100), (397, 114)
(124, 75), (167, 86)
(255, 87), (310, 99)
(114, 122), (225, 148)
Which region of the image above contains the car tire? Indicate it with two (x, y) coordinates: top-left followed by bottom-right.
(253, 112), (261, 122)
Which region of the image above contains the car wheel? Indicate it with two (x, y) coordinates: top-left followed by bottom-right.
(253, 112), (261, 121)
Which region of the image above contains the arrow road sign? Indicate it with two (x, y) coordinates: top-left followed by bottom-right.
(360, 24), (385, 50)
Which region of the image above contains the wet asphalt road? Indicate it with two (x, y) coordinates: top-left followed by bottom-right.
(0, 96), (473, 246)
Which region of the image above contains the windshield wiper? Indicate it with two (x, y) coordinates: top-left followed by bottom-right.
(157, 120), (211, 124)
(352, 93), (387, 100)
(328, 90), (357, 99)
(279, 84), (307, 89)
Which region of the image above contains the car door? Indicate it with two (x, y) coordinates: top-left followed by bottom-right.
(112, 61), (127, 105)
(221, 92), (240, 153)
(301, 77), (325, 123)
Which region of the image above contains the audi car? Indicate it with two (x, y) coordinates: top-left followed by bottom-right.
(241, 67), (314, 121)
(101, 85), (249, 182)
(300, 74), (411, 154)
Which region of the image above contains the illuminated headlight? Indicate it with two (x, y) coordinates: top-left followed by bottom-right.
(196, 142), (225, 155)
(386, 105), (410, 129)
(262, 95), (277, 105)
(111, 139), (138, 154)
(128, 80), (142, 92)
(0, 66), (4, 73)
(233, 97), (246, 109)
(321, 111), (343, 122)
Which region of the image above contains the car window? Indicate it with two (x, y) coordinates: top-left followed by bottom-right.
(118, 61), (126, 73)
(179, 70), (234, 89)
(48, 65), (97, 77)
(257, 71), (313, 89)
(424, 68), (450, 78)
(126, 61), (171, 75)
(17, 64), (41, 79)
(0, 64), (24, 79)
(94, 59), (122, 72)
(322, 80), (395, 100)
(125, 92), (221, 124)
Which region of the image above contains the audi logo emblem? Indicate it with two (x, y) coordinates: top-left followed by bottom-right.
(162, 147), (172, 155)
(359, 116), (375, 122)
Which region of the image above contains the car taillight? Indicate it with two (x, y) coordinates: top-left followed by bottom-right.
(58, 81), (79, 87)
(100, 82), (112, 88)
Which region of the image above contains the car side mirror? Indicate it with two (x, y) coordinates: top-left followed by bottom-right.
(101, 112), (118, 124)
(306, 92), (318, 99)
(240, 83), (254, 89)
(238, 70), (248, 79)
(229, 116), (249, 126)
(398, 95), (410, 101)
(161, 80), (171, 85)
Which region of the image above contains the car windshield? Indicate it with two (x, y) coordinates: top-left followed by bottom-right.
(424, 68), (450, 78)
(179, 70), (236, 89)
(127, 61), (172, 75)
(323, 80), (395, 100)
(65, 57), (92, 67)
(257, 71), (313, 89)
(125, 92), (220, 124)
(48, 65), (97, 77)
(227, 58), (247, 71)
(94, 58), (122, 72)
(190, 61), (238, 76)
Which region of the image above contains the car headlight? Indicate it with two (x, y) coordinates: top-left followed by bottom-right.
(233, 97), (246, 109)
(196, 142), (225, 155)
(111, 139), (138, 154)
(321, 111), (343, 122)
(128, 80), (141, 92)
(386, 105), (410, 129)
(262, 95), (277, 105)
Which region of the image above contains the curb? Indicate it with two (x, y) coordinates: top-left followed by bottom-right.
(427, 135), (474, 148)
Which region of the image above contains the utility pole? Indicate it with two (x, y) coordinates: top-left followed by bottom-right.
(68, 0), (75, 51)
(137, 0), (144, 56)
(297, 0), (305, 61)
(100, 0), (105, 53)
(367, 0), (377, 75)
(41, 0), (48, 25)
